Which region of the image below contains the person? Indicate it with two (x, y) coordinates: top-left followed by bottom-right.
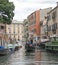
(25, 40), (31, 49)
(26, 39), (34, 48)
(27, 40), (31, 44)
(34, 40), (36, 46)
(30, 39), (33, 44)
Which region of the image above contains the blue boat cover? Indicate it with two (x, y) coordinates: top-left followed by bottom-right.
(0, 46), (5, 49)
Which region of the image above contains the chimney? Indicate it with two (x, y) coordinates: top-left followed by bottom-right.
(57, 2), (58, 6)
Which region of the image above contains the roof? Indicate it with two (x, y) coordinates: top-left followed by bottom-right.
(12, 20), (23, 24)
(47, 6), (58, 14)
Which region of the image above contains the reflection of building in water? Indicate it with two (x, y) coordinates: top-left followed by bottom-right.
(34, 50), (41, 65)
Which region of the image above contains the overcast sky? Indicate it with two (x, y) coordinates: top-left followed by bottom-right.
(9, 0), (58, 21)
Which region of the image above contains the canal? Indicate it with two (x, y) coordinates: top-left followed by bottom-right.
(0, 46), (58, 65)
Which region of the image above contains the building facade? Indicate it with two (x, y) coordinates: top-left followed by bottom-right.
(28, 10), (40, 40)
(27, 8), (52, 41)
(0, 23), (6, 39)
(47, 3), (58, 36)
(6, 20), (24, 41)
(0, 23), (9, 46)
(40, 7), (52, 37)
(23, 19), (29, 41)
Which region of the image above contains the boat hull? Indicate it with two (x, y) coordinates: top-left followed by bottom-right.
(25, 44), (35, 52)
(14, 46), (19, 51)
(0, 49), (9, 56)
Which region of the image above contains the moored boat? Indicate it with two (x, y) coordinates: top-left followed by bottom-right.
(39, 36), (50, 49)
(8, 44), (15, 53)
(0, 47), (9, 56)
(14, 41), (22, 51)
(25, 43), (35, 52)
(45, 35), (58, 52)
(0, 39), (10, 56)
(14, 43), (20, 51)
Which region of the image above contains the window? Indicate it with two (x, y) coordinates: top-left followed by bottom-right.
(48, 26), (51, 31)
(40, 21), (43, 26)
(29, 21), (36, 25)
(52, 11), (56, 20)
(31, 29), (36, 33)
(52, 23), (57, 31)
(9, 31), (11, 33)
(37, 37), (40, 40)
(42, 36), (47, 39)
(47, 15), (51, 21)
(14, 31), (15, 33)
(52, 23), (57, 34)
(0, 26), (4, 29)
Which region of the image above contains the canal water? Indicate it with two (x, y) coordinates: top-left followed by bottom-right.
(0, 46), (58, 65)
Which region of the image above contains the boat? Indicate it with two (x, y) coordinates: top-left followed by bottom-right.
(25, 44), (35, 52)
(14, 43), (20, 51)
(14, 41), (22, 51)
(0, 39), (10, 56)
(39, 36), (50, 48)
(0, 47), (9, 56)
(45, 35), (58, 52)
(8, 44), (15, 53)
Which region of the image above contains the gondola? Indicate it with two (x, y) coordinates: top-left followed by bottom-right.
(25, 44), (35, 52)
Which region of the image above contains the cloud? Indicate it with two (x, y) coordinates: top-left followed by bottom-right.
(9, 0), (58, 21)
(17, 0), (57, 4)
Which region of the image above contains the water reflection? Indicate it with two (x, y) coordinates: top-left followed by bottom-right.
(34, 50), (41, 61)
(0, 46), (58, 65)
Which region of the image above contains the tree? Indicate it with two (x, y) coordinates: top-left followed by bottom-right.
(0, 0), (15, 24)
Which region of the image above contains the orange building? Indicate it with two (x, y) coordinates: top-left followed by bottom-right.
(28, 10), (40, 40)
(28, 8), (52, 42)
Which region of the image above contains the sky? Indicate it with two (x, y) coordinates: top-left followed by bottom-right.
(9, 0), (58, 22)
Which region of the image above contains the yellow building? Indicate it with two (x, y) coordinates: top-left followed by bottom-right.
(6, 20), (24, 41)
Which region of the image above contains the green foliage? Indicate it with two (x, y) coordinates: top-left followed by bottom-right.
(0, 0), (15, 24)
